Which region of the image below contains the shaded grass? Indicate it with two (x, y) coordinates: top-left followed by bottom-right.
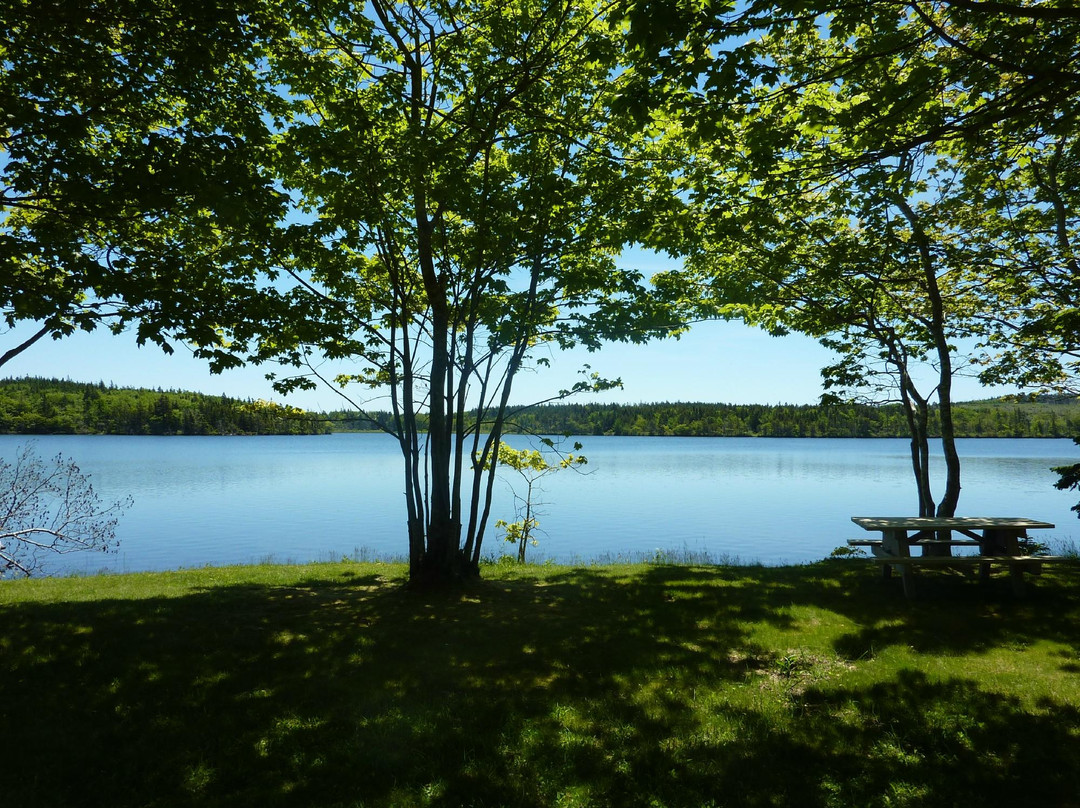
(2, 560), (1080, 807)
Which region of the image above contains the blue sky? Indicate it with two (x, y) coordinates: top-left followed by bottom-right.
(3, 248), (1023, 411)
(3, 315), (1016, 412)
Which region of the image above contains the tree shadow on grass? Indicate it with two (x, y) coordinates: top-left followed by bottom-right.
(698, 668), (1080, 807)
(1, 562), (1079, 807)
(638, 559), (1080, 661)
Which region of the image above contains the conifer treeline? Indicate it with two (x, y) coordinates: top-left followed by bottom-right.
(5, 377), (1078, 438)
(327, 399), (1080, 438)
(0, 377), (329, 435)
(505, 400), (1080, 438)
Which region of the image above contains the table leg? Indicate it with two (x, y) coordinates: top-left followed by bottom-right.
(883, 529), (914, 595)
(982, 528), (1022, 556)
(1010, 563), (1027, 596)
(978, 529), (1032, 591)
(901, 570), (916, 598)
(925, 528), (954, 557)
(882, 529), (907, 557)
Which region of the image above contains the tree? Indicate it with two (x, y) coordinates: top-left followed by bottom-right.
(0, 443), (131, 577)
(489, 440), (586, 563)
(668, 154), (989, 517)
(621, 0), (1080, 518)
(0, 0), (319, 372)
(249, 0), (677, 583)
(643, 12), (1029, 518)
(4, 0), (680, 584)
(621, 0), (1080, 391)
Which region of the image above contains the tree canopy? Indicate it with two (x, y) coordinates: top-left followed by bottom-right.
(628, 0), (1080, 516)
(0, 0), (313, 369)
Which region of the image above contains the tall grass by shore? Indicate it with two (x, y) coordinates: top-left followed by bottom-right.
(3, 559), (1079, 807)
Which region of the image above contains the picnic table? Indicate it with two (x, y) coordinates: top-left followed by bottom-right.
(849, 516), (1057, 596)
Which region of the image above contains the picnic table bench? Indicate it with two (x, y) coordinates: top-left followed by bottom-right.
(850, 516), (1061, 597)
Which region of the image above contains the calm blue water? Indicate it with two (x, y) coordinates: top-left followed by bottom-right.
(2, 434), (1077, 575)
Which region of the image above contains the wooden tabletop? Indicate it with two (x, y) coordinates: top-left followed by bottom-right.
(852, 516), (1055, 531)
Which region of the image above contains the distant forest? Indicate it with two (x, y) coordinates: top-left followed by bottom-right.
(4, 377), (1080, 438)
(0, 377), (329, 435)
(326, 398), (1080, 439)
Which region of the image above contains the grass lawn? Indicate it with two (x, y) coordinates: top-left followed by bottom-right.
(2, 559), (1079, 807)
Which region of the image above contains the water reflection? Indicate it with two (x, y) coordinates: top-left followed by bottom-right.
(1, 434), (1076, 573)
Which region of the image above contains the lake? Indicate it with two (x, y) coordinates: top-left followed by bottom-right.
(2, 434), (1078, 575)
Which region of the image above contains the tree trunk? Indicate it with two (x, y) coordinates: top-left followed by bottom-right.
(936, 377), (962, 518)
(890, 338), (936, 517)
(416, 300), (472, 583)
(907, 395), (936, 518)
(520, 479), (535, 563)
(893, 192), (962, 518)
(464, 261), (538, 567)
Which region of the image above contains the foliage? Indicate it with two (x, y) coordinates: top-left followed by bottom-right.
(0, 377), (328, 435)
(623, 0), (1080, 395)
(0, 442), (130, 576)
(1017, 535), (1052, 557)
(7, 378), (1078, 439)
(492, 517), (539, 562)
(622, 1), (1080, 169)
(1053, 437), (1080, 518)
(488, 440), (586, 563)
(966, 128), (1080, 393)
(0, 0), (312, 372)
(2, 560), (1080, 806)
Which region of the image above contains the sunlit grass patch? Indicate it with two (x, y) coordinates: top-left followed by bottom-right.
(2, 559), (1079, 806)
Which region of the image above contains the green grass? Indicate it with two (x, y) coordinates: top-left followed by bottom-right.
(3, 560), (1080, 808)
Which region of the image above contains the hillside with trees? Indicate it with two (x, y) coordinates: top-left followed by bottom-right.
(13, 377), (1074, 439)
(0, 377), (328, 436)
(323, 398), (1080, 439)
(504, 401), (1080, 439)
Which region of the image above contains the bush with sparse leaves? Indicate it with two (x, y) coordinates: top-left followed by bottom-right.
(0, 444), (131, 577)
(488, 440), (587, 563)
